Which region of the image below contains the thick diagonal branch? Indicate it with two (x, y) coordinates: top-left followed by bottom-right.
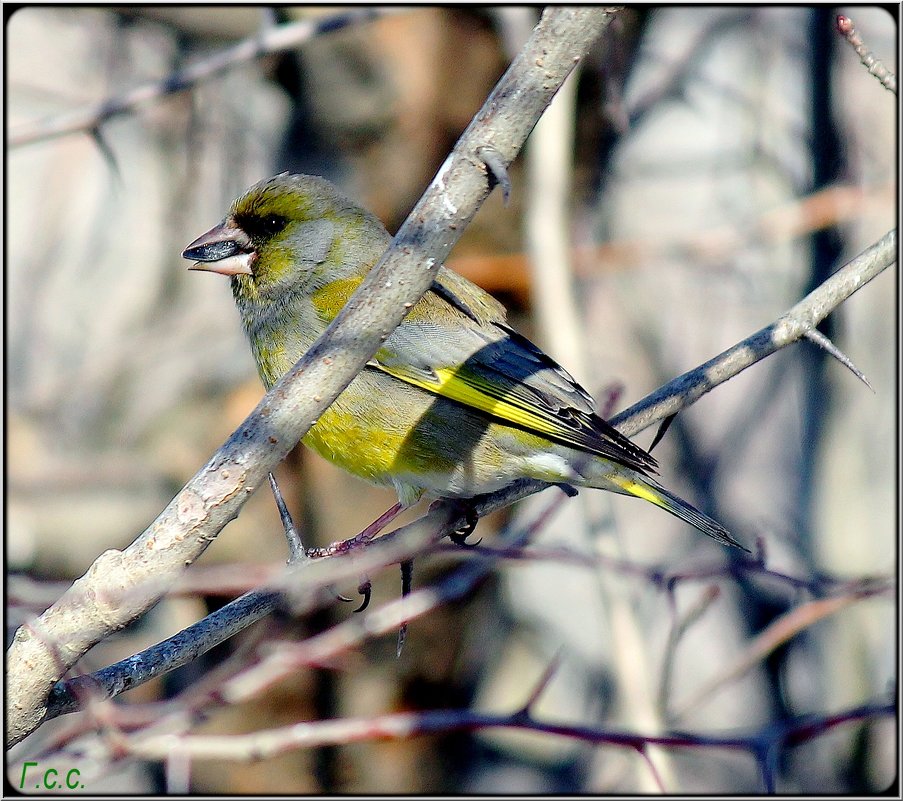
(6, 6), (622, 749)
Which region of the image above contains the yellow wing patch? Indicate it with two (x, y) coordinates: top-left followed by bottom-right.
(372, 360), (658, 474)
(376, 364), (565, 440)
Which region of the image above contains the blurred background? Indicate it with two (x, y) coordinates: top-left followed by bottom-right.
(6, 6), (896, 793)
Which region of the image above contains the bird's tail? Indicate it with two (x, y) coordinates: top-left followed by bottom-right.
(607, 474), (748, 551)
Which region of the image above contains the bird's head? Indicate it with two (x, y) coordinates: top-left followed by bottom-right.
(182, 173), (389, 300)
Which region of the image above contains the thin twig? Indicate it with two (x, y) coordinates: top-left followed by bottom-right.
(836, 14), (896, 95)
(8, 9), (399, 148)
(608, 229), (896, 433)
(113, 697), (894, 796)
(517, 648), (564, 716)
(657, 584), (721, 716)
(671, 589), (885, 720)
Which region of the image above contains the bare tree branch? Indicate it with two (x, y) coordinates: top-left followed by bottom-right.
(671, 589), (886, 720)
(7, 8), (399, 148)
(6, 6), (623, 748)
(36, 224), (895, 725)
(609, 228), (896, 432)
(111, 697), (895, 795)
(45, 483), (568, 724)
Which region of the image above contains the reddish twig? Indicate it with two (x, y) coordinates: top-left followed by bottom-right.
(836, 14), (896, 95)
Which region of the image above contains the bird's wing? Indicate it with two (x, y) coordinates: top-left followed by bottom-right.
(429, 266), (508, 325)
(307, 265), (657, 473)
(372, 271), (658, 475)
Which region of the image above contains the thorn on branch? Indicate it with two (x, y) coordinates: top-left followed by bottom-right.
(803, 329), (874, 392)
(648, 413), (677, 453)
(516, 648), (563, 718)
(662, 572), (677, 595)
(89, 126), (122, 186)
(269, 473), (307, 563)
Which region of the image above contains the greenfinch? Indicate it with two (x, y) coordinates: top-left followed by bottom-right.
(183, 173), (743, 549)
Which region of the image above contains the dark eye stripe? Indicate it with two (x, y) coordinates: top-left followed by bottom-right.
(236, 213), (288, 242)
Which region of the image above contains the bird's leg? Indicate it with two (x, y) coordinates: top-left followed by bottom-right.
(336, 501), (404, 553)
(354, 501), (406, 544)
(307, 502), (404, 612)
(305, 501), (405, 558)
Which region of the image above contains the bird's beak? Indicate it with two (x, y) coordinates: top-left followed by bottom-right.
(182, 219), (256, 276)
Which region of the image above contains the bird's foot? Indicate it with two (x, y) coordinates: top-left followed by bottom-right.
(306, 501), (404, 558)
(448, 502), (481, 547)
(337, 577), (372, 612)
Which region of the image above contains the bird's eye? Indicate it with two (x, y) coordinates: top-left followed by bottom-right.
(262, 215), (287, 236)
(239, 213), (288, 241)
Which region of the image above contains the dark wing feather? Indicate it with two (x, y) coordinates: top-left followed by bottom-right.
(374, 268), (658, 475)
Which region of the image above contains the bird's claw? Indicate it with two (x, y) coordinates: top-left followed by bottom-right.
(449, 507), (481, 547)
(353, 578), (372, 613)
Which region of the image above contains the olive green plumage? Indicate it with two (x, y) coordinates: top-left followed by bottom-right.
(183, 173), (744, 549)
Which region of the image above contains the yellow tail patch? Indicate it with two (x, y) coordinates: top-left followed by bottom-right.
(609, 475), (666, 508)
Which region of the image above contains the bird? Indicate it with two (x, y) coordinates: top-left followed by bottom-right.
(183, 172), (744, 550)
